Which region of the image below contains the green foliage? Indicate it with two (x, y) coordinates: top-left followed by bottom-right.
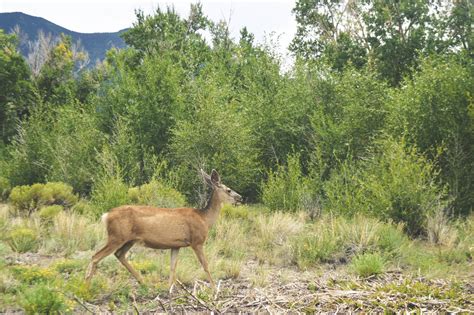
(350, 252), (385, 278)
(221, 204), (251, 220)
(386, 57), (474, 214)
(51, 259), (84, 274)
(6, 227), (39, 253)
(309, 66), (389, 173)
(0, 30), (38, 143)
(20, 284), (68, 314)
(0, 176), (10, 200)
(262, 153), (311, 212)
(11, 265), (56, 284)
(292, 229), (341, 267)
(128, 179), (185, 208)
(35, 34), (77, 105)
(8, 105), (105, 194)
(38, 205), (63, 221)
(324, 138), (449, 235)
(9, 182), (77, 215)
(291, 1), (467, 85)
(90, 176), (129, 218)
(169, 72), (261, 200)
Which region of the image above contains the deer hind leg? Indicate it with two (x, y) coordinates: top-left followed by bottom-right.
(192, 244), (215, 288)
(168, 248), (180, 291)
(85, 240), (125, 283)
(114, 241), (144, 284)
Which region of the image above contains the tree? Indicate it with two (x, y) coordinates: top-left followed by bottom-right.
(35, 34), (76, 105)
(0, 30), (37, 143)
(291, 0), (465, 85)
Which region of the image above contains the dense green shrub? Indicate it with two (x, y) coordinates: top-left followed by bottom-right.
(309, 67), (389, 172)
(8, 105), (104, 194)
(90, 176), (129, 218)
(20, 284), (68, 314)
(324, 138), (449, 235)
(9, 182), (77, 215)
(38, 205), (63, 221)
(262, 153), (311, 212)
(350, 252), (385, 277)
(7, 227), (39, 253)
(169, 76), (261, 200)
(128, 179), (186, 208)
(386, 57), (474, 215)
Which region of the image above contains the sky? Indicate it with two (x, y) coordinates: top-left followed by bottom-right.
(0, 0), (297, 54)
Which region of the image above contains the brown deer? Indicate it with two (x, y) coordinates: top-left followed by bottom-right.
(85, 169), (241, 288)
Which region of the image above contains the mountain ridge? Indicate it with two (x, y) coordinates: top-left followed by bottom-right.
(0, 12), (127, 63)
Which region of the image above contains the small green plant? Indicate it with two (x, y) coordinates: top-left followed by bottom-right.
(38, 205), (63, 221)
(9, 182), (77, 215)
(128, 179), (186, 208)
(376, 223), (407, 256)
(130, 259), (159, 274)
(71, 199), (94, 215)
(350, 252), (385, 277)
(221, 204), (250, 220)
(20, 284), (69, 314)
(7, 227), (39, 253)
(64, 274), (106, 301)
(51, 259), (84, 274)
(292, 230), (341, 267)
(11, 265), (57, 284)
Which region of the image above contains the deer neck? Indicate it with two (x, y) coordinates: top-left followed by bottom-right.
(202, 189), (224, 228)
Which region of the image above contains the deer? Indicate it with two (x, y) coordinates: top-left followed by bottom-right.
(85, 169), (242, 289)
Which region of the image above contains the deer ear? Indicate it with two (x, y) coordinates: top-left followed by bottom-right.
(201, 169), (213, 186)
(210, 169), (220, 185)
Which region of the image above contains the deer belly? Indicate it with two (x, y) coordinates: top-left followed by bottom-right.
(136, 219), (191, 249)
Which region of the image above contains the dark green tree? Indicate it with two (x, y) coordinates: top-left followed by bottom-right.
(0, 30), (37, 143)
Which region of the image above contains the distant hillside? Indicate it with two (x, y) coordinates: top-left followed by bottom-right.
(0, 12), (127, 64)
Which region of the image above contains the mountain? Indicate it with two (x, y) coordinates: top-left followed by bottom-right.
(0, 12), (127, 64)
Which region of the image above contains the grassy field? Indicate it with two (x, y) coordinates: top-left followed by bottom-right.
(0, 203), (473, 313)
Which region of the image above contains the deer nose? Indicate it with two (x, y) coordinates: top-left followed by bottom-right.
(235, 194), (243, 203)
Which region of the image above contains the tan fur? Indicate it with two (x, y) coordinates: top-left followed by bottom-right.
(85, 169), (241, 288)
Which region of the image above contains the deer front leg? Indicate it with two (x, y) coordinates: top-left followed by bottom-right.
(192, 244), (215, 288)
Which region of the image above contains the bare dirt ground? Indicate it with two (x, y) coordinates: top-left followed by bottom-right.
(4, 252), (474, 313)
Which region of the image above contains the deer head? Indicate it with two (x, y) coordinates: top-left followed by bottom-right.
(201, 169), (242, 205)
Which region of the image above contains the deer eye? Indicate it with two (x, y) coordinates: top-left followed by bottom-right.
(227, 189), (231, 193)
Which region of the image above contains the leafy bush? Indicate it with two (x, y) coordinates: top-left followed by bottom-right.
(6, 227), (39, 253)
(38, 205), (63, 221)
(128, 179), (186, 208)
(386, 57), (474, 214)
(90, 176), (129, 218)
(8, 105), (104, 195)
(324, 138), (449, 235)
(20, 284), (69, 314)
(262, 153), (312, 212)
(9, 182), (77, 215)
(168, 71), (261, 201)
(0, 176), (10, 200)
(350, 252), (385, 277)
